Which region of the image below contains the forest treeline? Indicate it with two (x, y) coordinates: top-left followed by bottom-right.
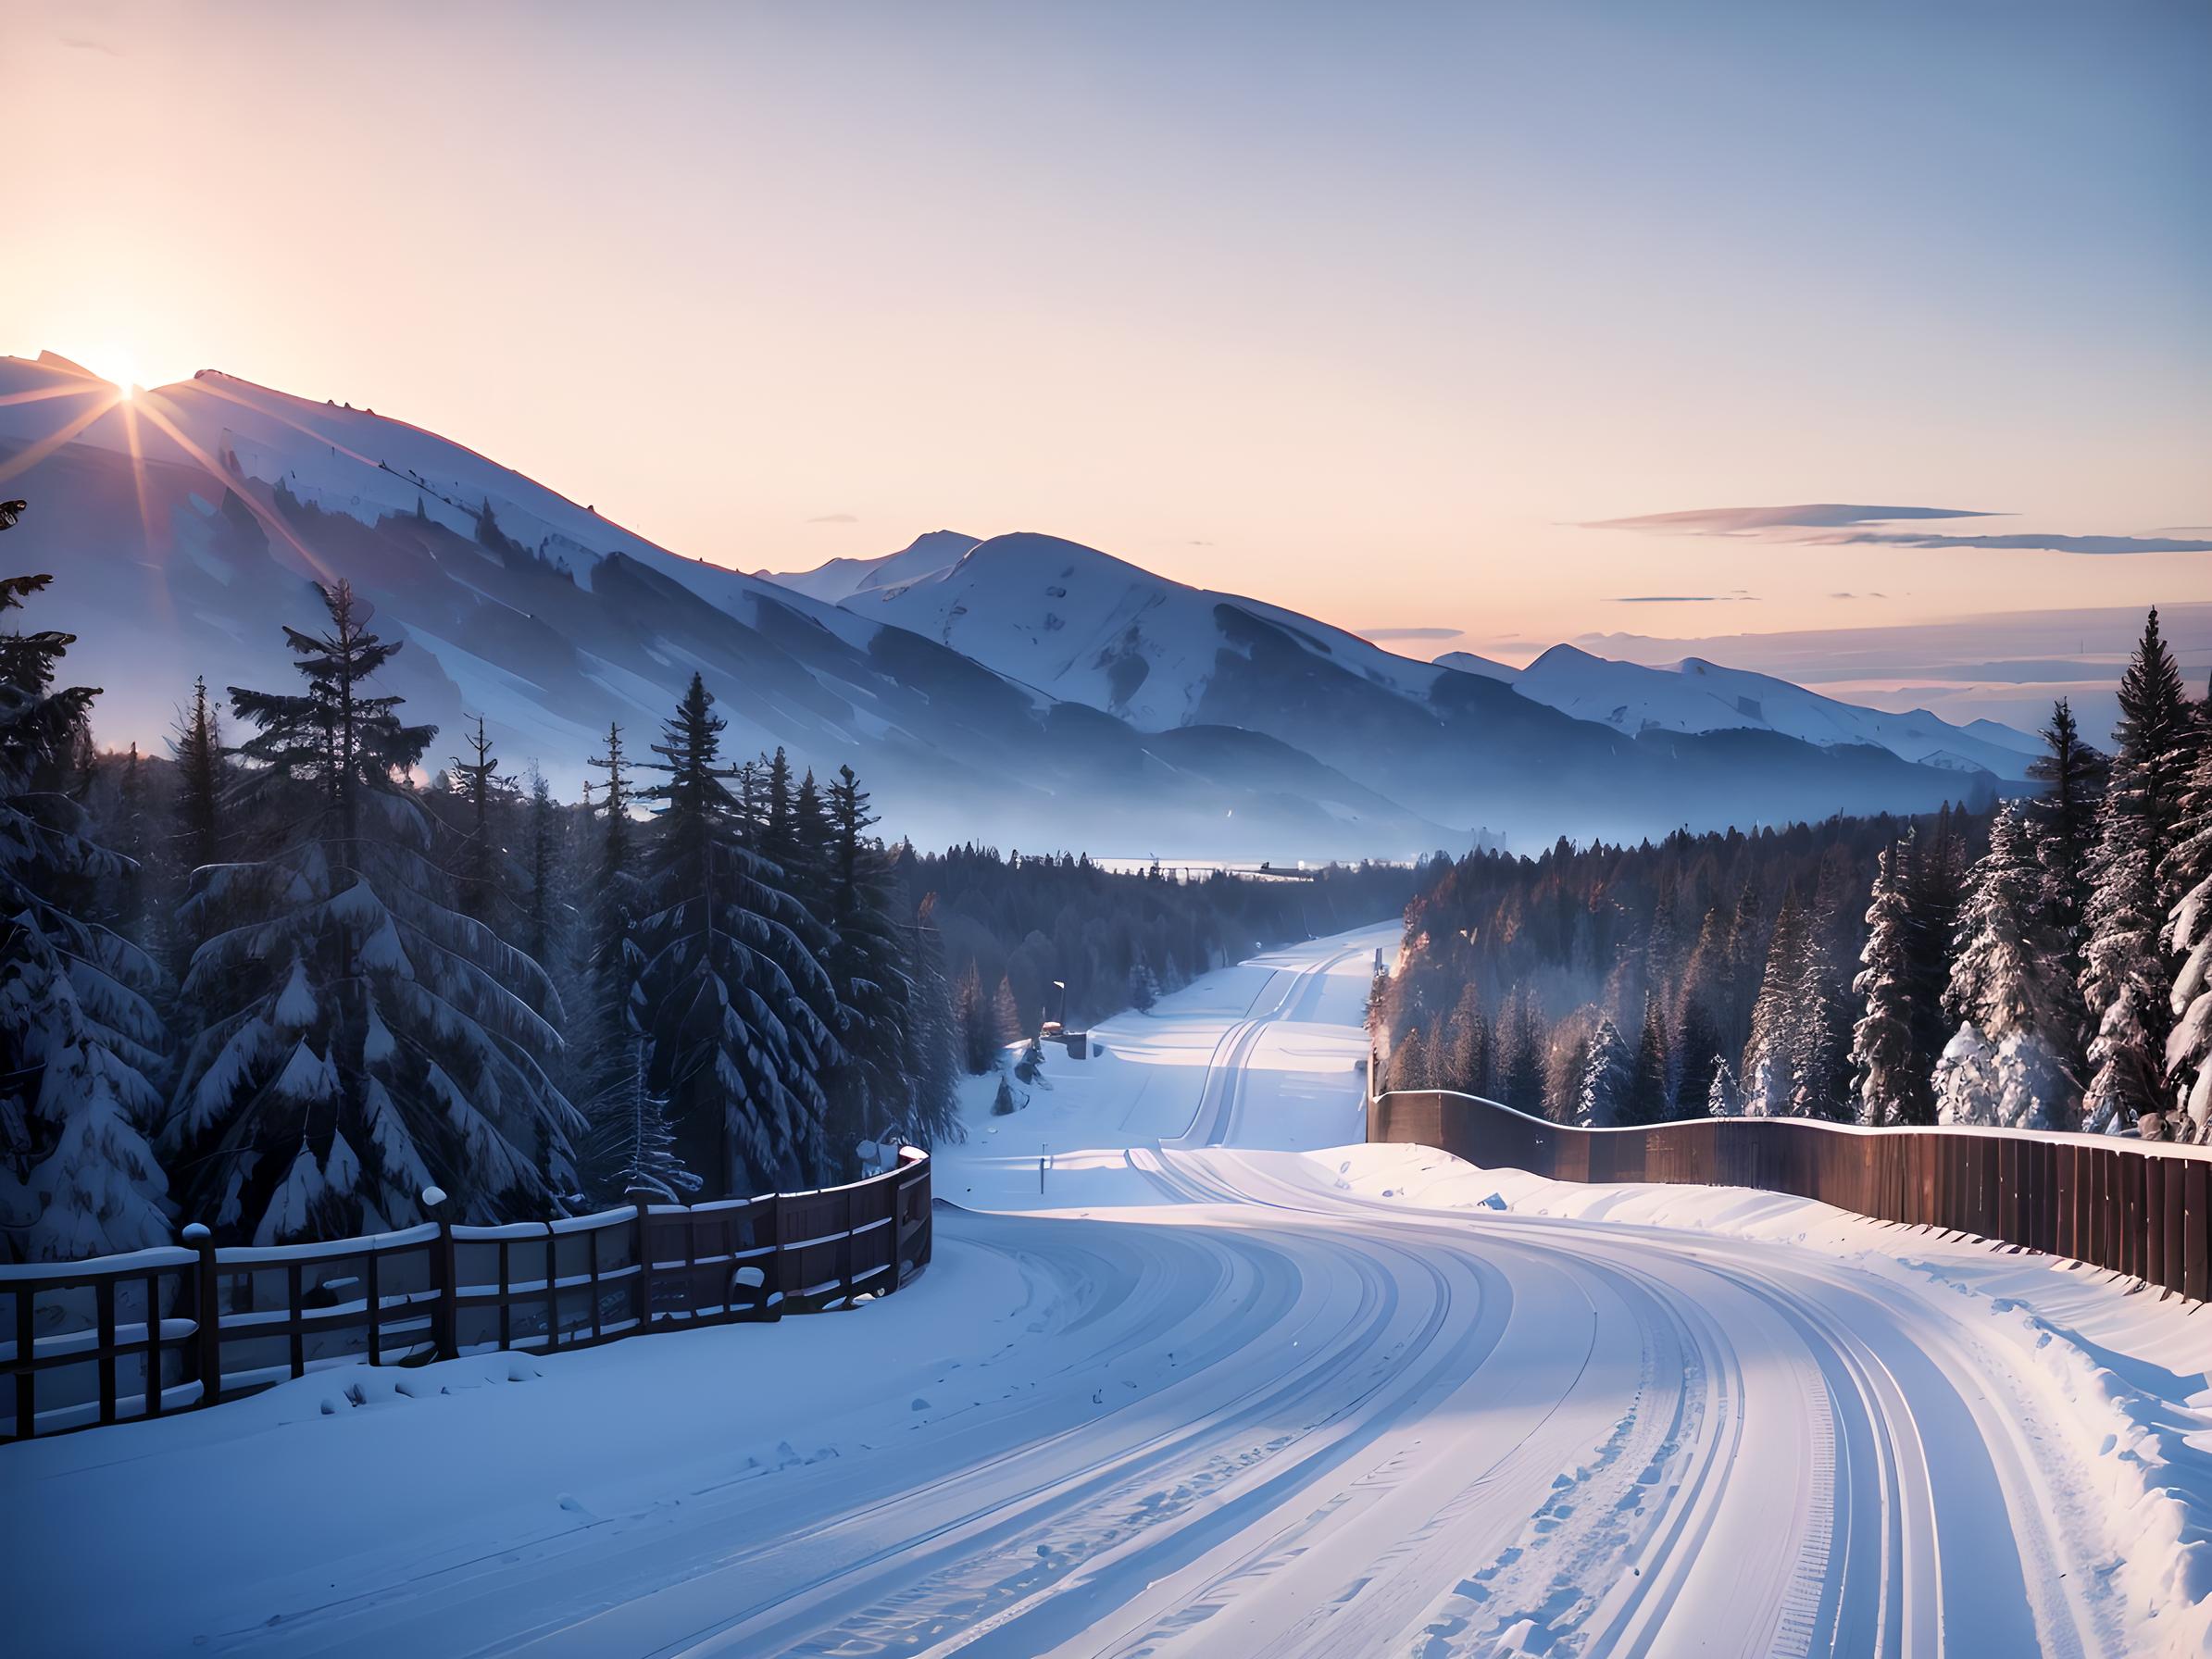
(0, 501), (1425, 1261)
(1374, 606), (2208, 1142)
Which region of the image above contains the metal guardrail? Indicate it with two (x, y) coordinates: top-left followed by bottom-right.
(0, 1147), (932, 1443)
(1368, 1088), (2211, 1304)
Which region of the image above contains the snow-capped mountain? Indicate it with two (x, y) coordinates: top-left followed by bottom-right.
(766, 530), (981, 605)
(1438, 645), (2039, 780)
(0, 355), (1451, 858)
(789, 532), (2006, 842)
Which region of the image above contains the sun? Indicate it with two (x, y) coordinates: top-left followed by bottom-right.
(74, 343), (141, 398)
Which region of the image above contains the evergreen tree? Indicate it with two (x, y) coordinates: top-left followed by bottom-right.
(521, 768), (560, 969)
(1940, 804), (2074, 1129)
(1851, 842), (1921, 1125)
(955, 960), (995, 1074)
(2157, 732), (2212, 1141)
(1499, 987), (1546, 1115)
(1904, 810), (1967, 1096)
(1743, 889), (1809, 1116)
(1706, 1057), (1744, 1117)
(169, 581), (575, 1242)
(1439, 981), (1490, 1095)
(1788, 893), (1848, 1121)
(1128, 959), (1160, 1011)
(1618, 993), (1669, 1125)
(0, 517), (171, 1261)
(169, 675), (227, 877)
(446, 715), (511, 926)
(1672, 996), (1724, 1116)
(634, 674), (839, 1193)
(817, 766), (923, 1178)
(1931, 1022), (2001, 1128)
(994, 973), (1025, 1044)
(1390, 1024), (1432, 1091)
(582, 1038), (700, 1204)
(1576, 1016), (1631, 1128)
(2024, 700), (2106, 1095)
(2081, 609), (2194, 1131)
(902, 890), (963, 1146)
(575, 728), (653, 1203)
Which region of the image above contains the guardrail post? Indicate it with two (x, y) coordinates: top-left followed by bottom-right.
(630, 1197), (652, 1328)
(423, 1185), (456, 1360)
(183, 1222), (219, 1415)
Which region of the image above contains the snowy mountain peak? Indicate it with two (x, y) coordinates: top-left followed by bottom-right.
(768, 530), (981, 604)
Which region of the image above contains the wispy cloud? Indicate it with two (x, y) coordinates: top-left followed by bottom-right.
(1825, 530), (2212, 555)
(1360, 626), (1464, 642)
(1587, 504), (1993, 536)
(1615, 594), (1760, 604)
(61, 35), (122, 56)
(806, 512), (857, 524)
(1587, 503), (2212, 557)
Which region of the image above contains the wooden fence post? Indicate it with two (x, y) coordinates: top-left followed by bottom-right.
(631, 1199), (652, 1329)
(183, 1222), (219, 1416)
(423, 1185), (456, 1360)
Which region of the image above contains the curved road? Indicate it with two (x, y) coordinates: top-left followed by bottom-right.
(480, 928), (2114, 1658)
(38, 927), (2169, 1656)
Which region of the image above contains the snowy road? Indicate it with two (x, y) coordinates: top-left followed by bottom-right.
(10, 926), (2209, 1655)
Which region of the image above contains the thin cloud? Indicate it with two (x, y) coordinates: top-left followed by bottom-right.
(1615, 594), (1761, 604)
(1586, 503), (2211, 556)
(1587, 504), (1993, 536)
(62, 35), (122, 56)
(1360, 626), (1464, 641)
(806, 512), (858, 524)
(1823, 530), (2212, 555)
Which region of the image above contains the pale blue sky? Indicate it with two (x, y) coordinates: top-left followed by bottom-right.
(10, 0), (2209, 644)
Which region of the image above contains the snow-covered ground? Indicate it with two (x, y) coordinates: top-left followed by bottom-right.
(9, 924), (2210, 1655)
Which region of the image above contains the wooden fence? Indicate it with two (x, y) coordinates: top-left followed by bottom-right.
(0, 1146), (932, 1444)
(1368, 1089), (2212, 1305)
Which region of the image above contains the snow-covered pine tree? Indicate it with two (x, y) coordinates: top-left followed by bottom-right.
(1617, 993), (1669, 1125)
(170, 675), (227, 879)
(1391, 1024), (1432, 1091)
(575, 725), (654, 1203)
(1440, 981), (1490, 1095)
(2025, 700), (2106, 1007)
(2158, 723), (2212, 1141)
(1500, 988), (1545, 1115)
(1672, 995), (1724, 1115)
(1931, 1022), (2001, 1128)
(1788, 884), (1849, 1121)
(1576, 1015), (1631, 1129)
(955, 960), (995, 1074)
(2081, 609), (2194, 1131)
(169, 580), (576, 1243)
(1742, 888), (1809, 1117)
(818, 766), (921, 1179)
(1905, 809), (1968, 1095)
(445, 716), (515, 928)
(521, 768), (561, 972)
(901, 888), (963, 1146)
(1128, 958), (1160, 1011)
(0, 512), (171, 1261)
(1851, 842), (1922, 1125)
(1706, 1057), (1745, 1117)
(1941, 803), (2074, 1129)
(633, 674), (839, 1194)
(582, 1038), (700, 1204)
(994, 974), (1025, 1045)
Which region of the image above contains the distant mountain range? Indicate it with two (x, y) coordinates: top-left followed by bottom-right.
(2, 352), (2012, 858)
(777, 530), (2023, 839)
